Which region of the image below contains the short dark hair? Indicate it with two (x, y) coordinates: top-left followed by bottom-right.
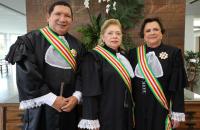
(139, 17), (165, 38)
(48, 1), (73, 17)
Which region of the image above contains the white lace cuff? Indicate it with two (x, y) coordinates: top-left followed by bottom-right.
(171, 112), (185, 122)
(19, 92), (57, 110)
(72, 91), (82, 103)
(78, 119), (100, 129)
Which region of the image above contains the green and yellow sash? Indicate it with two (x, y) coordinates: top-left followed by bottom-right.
(137, 45), (171, 130)
(94, 45), (132, 92)
(94, 45), (135, 126)
(40, 26), (76, 71)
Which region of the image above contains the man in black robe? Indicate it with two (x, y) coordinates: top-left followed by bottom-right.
(5, 1), (85, 130)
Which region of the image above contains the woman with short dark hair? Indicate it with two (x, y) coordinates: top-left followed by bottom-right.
(129, 17), (187, 130)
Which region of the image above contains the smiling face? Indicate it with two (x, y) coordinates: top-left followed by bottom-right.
(102, 24), (122, 50)
(47, 5), (73, 35)
(143, 21), (163, 48)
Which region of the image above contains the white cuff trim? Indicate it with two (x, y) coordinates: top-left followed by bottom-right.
(19, 92), (57, 110)
(78, 119), (100, 129)
(171, 112), (185, 122)
(73, 91), (82, 103)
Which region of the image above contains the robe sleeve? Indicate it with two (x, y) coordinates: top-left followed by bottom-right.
(82, 96), (99, 119)
(5, 35), (51, 102)
(81, 51), (102, 96)
(169, 49), (188, 114)
(78, 51), (102, 129)
(73, 43), (86, 103)
(74, 44), (87, 92)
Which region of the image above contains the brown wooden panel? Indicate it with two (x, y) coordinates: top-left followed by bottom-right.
(0, 104), (24, 130)
(177, 101), (200, 130)
(0, 107), (4, 130)
(6, 110), (23, 122)
(6, 122), (23, 130)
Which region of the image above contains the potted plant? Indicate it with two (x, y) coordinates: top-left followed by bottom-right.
(184, 51), (200, 91)
(77, 0), (144, 50)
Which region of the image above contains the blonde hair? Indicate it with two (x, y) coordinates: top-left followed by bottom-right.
(98, 19), (123, 47)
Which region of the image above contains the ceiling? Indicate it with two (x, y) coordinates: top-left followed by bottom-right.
(0, 0), (200, 34)
(0, 0), (26, 34)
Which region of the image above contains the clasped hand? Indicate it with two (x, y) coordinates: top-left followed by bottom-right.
(52, 96), (78, 112)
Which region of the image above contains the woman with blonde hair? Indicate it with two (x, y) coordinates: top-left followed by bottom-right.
(78, 19), (134, 130)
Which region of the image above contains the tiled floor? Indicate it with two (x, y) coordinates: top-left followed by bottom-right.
(0, 64), (19, 103)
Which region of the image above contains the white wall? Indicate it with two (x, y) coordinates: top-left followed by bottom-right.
(185, 15), (195, 51)
(0, 0), (26, 34)
(185, 0), (200, 52)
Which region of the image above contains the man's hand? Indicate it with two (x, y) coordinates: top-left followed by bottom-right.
(52, 96), (66, 112)
(171, 120), (180, 128)
(61, 96), (78, 112)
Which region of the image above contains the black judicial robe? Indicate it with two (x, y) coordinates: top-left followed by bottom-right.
(128, 43), (187, 130)
(80, 46), (134, 130)
(6, 30), (85, 130)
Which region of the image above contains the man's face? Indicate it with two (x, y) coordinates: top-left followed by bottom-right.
(47, 5), (73, 35)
